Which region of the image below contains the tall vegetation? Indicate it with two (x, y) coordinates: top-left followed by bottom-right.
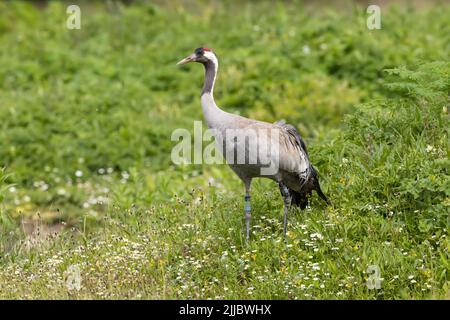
(0, 1), (448, 299)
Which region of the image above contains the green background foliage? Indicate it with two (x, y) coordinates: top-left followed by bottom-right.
(0, 0), (448, 299)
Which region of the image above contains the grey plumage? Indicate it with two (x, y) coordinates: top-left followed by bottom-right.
(274, 120), (330, 209)
(177, 47), (330, 241)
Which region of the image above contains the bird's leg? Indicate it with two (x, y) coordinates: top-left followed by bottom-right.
(244, 194), (251, 242)
(244, 180), (252, 242)
(279, 183), (291, 237)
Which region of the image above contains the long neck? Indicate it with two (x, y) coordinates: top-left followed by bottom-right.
(200, 58), (223, 127)
(201, 59), (217, 95)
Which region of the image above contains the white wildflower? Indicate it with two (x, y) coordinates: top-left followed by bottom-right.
(302, 45), (311, 55)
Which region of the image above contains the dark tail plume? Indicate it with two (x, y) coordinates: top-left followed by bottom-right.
(290, 190), (308, 210)
(288, 166), (331, 209)
(275, 120), (331, 208)
(310, 165), (331, 205)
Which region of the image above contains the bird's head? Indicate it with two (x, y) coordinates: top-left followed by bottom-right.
(177, 47), (217, 65)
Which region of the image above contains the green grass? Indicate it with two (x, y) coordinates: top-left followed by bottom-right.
(0, 1), (448, 299)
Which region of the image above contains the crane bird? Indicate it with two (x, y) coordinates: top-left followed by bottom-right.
(177, 47), (330, 241)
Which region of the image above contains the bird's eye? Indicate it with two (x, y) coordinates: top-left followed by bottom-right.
(194, 48), (204, 55)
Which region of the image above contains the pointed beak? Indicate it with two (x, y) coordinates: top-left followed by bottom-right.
(176, 54), (196, 65)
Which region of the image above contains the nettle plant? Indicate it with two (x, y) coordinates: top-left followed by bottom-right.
(342, 62), (449, 236)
